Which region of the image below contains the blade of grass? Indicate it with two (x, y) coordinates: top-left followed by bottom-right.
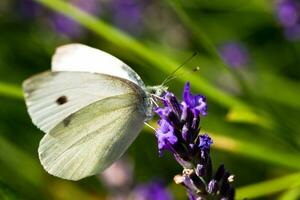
(33, 0), (271, 127)
(253, 72), (300, 109)
(236, 172), (300, 199)
(209, 132), (300, 170)
(0, 135), (102, 200)
(166, 1), (300, 110)
(0, 135), (44, 187)
(0, 82), (23, 100)
(278, 187), (300, 200)
(164, 0), (253, 97)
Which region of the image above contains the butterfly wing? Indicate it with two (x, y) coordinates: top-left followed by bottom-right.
(39, 90), (146, 180)
(51, 43), (145, 88)
(22, 71), (143, 133)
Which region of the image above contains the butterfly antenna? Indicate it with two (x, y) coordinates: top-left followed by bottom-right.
(144, 122), (156, 131)
(162, 66), (200, 85)
(162, 52), (198, 86)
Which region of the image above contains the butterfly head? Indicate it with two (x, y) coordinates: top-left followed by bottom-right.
(146, 85), (168, 98)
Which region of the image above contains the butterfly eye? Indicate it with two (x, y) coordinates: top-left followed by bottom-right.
(56, 96), (68, 105)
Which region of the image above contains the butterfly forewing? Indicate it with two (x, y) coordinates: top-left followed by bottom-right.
(52, 43), (145, 88)
(23, 71), (139, 133)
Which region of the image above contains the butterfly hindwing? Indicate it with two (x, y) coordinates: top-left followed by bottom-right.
(39, 92), (146, 180)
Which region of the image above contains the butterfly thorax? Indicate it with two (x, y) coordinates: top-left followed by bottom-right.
(143, 85), (168, 121)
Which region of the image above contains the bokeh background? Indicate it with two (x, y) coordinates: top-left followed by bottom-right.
(1, 0), (300, 199)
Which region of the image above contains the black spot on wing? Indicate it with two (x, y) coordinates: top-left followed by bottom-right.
(56, 96), (68, 105)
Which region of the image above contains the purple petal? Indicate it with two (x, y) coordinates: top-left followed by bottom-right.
(155, 107), (171, 119)
(198, 134), (213, 150)
(183, 82), (191, 104)
(156, 120), (178, 155)
(182, 82), (207, 116)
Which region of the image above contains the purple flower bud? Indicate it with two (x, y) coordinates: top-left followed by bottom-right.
(207, 179), (218, 194)
(220, 172), (231, 197)
(214, 164), (225, 181)
(196, 164), (205, 177)
(155, 106), (181, 131)
(187, 191), (198, 200)
(275, 0), (300, 41)
(173, 154), (193, 168)
(156, 120), (178, 156)
(133, 181), (173, 200)
(219, 42), (249, 68)
(110, 0), (145, 36)
(182, 169), (199, 192)
(52, 14), (82, 38)
(155, 107), (171, 119)
(72, 0), (100, 15)
(181, 124), (191, 142)
(164, 92), (182, 117)
(277, 0), (299, 27)
(284, 24), (300, 40)
(51, 0), (100, 38)
(198, 134), (213, 151)
(100, 158), (133, 189)
(183, 82), (207, 116)
(19, 0), (42, 19)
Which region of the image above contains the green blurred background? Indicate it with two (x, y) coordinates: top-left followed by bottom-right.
(0, 0), (300, 199)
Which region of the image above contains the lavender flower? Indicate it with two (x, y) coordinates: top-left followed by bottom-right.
(18, 0), (43, 18)
(100, 159), (134, 190)
(276, 0), (300, 40)
(51, 0), (100, 38)
(133, 181), (173, 200)
(110, 0), (145, 35)
(52, 14), (82, 38)
(155, 82), (235, 200)
(218, 42), (249, 68)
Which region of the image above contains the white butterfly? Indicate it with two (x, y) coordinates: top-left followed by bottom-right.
(23, 44), (167, 180)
